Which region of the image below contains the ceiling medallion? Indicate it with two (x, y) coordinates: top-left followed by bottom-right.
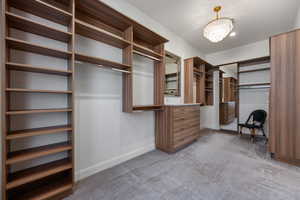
(203, 6), (234, 43)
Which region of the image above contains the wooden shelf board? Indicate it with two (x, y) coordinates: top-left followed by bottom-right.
(6, 108), (72, 115)
(10, 177), (73, 200)
(75, 53), (131, 70)
(133, 43), (163, 60)
(6, 62), (72, 76)
(7, 125), (72, 140)
(7, 158), (72, 190)
(6, 88), (72, 94)
(6, 37), (72, 59)
(133, 105), (162, 111)
(239, 68), (270, 73)
(7, 142), (72, 165)
(6, 12), (72, 43)
(75, 19), (131, 49)
(75, 0), (168, 45)
(239, 82), (270, 87)
(8, 0), (72, 26)
(193, 68), (204, 74)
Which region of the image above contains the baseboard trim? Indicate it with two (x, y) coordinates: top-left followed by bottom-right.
(75, 143), (155, 181)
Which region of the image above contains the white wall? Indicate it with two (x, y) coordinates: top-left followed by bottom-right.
(294, 6), (300, 29)
(204, 40), (270, 130)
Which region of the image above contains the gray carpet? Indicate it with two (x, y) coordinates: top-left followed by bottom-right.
(65, 131), (300, 200)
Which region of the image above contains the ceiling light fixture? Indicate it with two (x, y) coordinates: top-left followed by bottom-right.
(203, 6), (234, 43)
(229, 32), (236, 37)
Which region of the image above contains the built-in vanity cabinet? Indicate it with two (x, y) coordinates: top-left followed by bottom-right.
(156, 104), (201, 153)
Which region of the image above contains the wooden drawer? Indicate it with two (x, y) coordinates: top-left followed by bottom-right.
(156, 105), (201, 153)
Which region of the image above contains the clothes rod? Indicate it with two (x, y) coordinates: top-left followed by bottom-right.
(75, 61), (131, 73)
(239, 86), (270, 90)
(133, 50), (161, 61)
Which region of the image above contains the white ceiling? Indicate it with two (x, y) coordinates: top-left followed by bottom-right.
(126, 0), (300, 54)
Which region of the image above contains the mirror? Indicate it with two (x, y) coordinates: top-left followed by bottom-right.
(165, 51), (181, 96)
(219, 64), (238, 131)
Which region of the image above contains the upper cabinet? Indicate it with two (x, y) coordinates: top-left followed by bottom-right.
(184, 57), (214, 105)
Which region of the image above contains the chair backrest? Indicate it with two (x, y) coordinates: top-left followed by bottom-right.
(245, 110), (267, 126)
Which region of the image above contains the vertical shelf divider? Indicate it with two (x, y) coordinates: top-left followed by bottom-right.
(122, 26), (133, 112)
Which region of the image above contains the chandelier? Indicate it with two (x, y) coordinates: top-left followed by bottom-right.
(203, 6), (234, 43)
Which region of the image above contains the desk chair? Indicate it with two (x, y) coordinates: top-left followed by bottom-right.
(238, 110), (267, 143)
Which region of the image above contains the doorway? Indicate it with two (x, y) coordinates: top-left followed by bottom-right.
(219, 64), (238, 132)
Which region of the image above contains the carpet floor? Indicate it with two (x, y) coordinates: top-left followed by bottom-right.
(65, 131), (300, 200)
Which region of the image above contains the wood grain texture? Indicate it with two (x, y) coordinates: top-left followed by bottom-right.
(270, 29), (300, 165)
(6, 142), (72, 164)
(6, 62), (73, 76)
(6, 12), (72, 43)
(7, 158), (72, 189)
(6, 37), (72, 59)
(184, 58), (194, 103)
(8, 0), (72, 25)
(122, 26), (133, 112)
(156, 105), (201, 153)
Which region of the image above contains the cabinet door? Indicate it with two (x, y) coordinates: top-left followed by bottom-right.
(270, 30), (300, 162)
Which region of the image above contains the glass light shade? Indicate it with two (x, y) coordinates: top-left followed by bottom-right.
(203, 18), (234, 43)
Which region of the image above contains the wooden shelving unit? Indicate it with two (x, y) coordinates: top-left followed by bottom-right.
(2, 0), (75, 199)
(75, 19), (131, 49)
(8, 0), (73, 26)
(75, 53), (130, 70)
(184, 57), (214, 105)
(6, 125), (72, 140)
(6, 62), (73, 76)
(6, 88), (73, 94)
(6, 12), (72, 43)
(2, 0), (168, 199)
(6, 37), (72, 59)
(133, 105), (163, 111)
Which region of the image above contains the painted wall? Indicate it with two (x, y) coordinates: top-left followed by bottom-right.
(295, 6), (300, 29)
(204, 40), (270, 130)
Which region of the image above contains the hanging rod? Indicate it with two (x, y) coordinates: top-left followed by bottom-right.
(133, 50), (161, 61)
(239, 86), (270, 90)
(75, 61), (131, 74)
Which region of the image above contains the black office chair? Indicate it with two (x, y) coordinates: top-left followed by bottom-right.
(238, 110), (267, 143)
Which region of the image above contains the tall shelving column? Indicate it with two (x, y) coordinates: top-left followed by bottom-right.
(2, 0), (75, 199)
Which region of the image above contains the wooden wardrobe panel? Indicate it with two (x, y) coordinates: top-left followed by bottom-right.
(270, 30), (300, 163)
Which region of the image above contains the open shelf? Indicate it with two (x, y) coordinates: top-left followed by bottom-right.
(7, 158), (72, 190)
(133, 43), (163, 60)
(6, 88), (72, 94)
(8, 0), (72, 26)
(6, 12), (72, 43)
(8, 177), (72, 200)
(6, 37), (72, 59)
(6, 62), (72, 76)
(133, 105), (163, 111)
(6, 142), (72, 165)
(7, 125), (72, 140)
(6, 108), (73, 115)
(75, 53), (131, 70)
(75, 19), (131, 49)
(239, 68), (270, 74)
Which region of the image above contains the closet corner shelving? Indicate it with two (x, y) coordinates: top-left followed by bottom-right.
(184, 57), (214, 105)
(2, 0), (168, 199)
(74, 0), (168, 113)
